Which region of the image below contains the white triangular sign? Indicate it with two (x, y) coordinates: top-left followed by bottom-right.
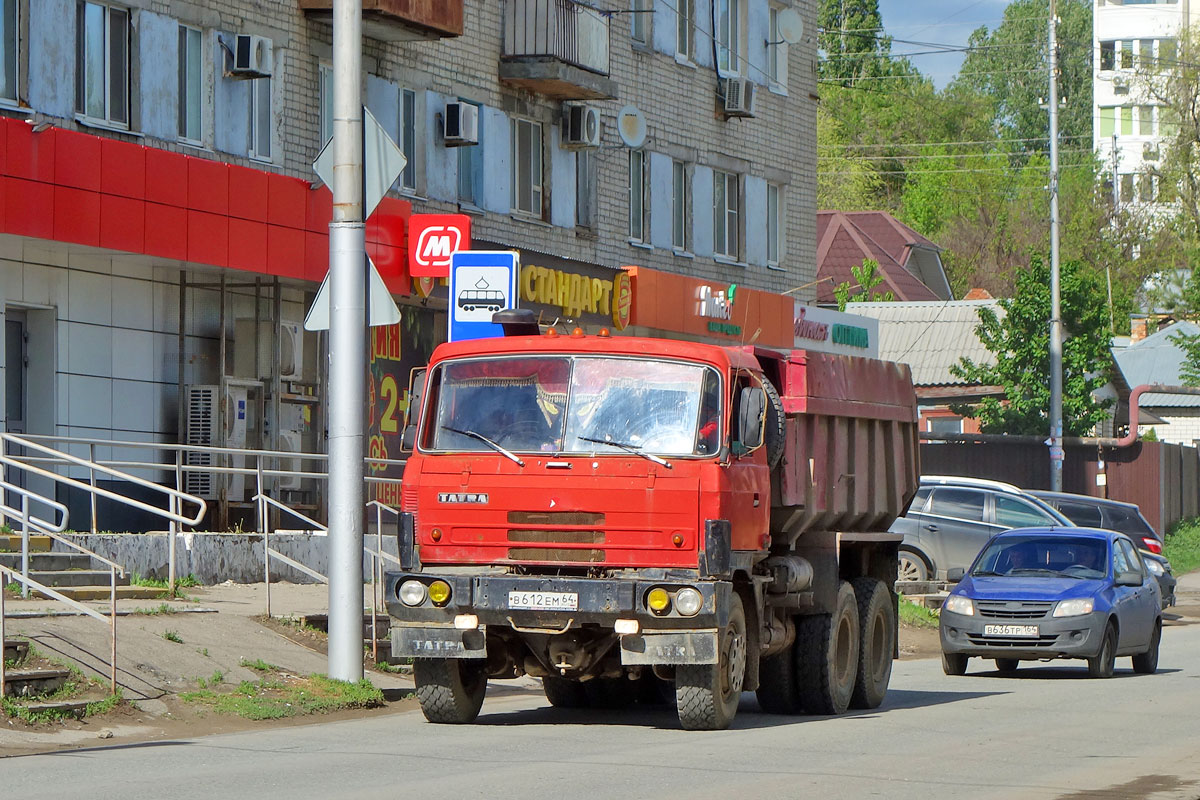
(303, 258), (402, 331)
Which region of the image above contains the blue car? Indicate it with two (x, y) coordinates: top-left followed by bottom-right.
(939, 528), (1162, 678)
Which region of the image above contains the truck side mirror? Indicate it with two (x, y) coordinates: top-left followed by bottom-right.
(735, 386), (765, 455)
(402, 367), (427, 451)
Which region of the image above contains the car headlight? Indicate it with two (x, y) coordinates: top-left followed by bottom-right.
(398, 579), (427, 606)
(1053, 598), (1095, 617)
(943, 595), (974, 616)
(675, 588), (703, 617)
(1145, 559), (1164, 577)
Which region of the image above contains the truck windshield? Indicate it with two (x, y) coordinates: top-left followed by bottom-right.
(427, 356), (719, 456)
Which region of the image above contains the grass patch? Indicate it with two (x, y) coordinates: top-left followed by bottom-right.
(1, 643), (122, 723)
(898, 597), (939, 628)
(131, 572), (201, 589)
(162, 630), (183, 644)
(4, 581), (19, 597)
(131, 603), (180, 616)
(1165, 518), (1200, 576)
(240, 658), (278, 672)
(374, 661), (406, 674)
(180, 671), (383, 720)
(196, 670), (224, 689)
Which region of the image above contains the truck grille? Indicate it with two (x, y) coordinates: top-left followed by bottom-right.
(507, 547), (606, 563)
(508, 511), (605, 525)
(507, 529), (605, 544)
(976, 601), (1052, 620)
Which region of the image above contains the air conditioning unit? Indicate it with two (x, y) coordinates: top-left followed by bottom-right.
(721, 77), (756, 117)
(279, 320), (303, 380)
(563, 104), (601, 148)
(185, 385), (218, 500)
(1143, 142), (1160, 161)
(224, 386), (249, 448)
(233, 319), (304, 380)
(230, 34), (272, 78)
(443, 101), (479, 146)
(1112, 73), (1130, 92)
(277, 431), (303, 491)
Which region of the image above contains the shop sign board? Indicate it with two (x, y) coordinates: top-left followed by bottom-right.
(793, 303), (879, 358)
(409, 214), (471, 278)
(448, 251), (519, 342)
(518, 263), (631, 330)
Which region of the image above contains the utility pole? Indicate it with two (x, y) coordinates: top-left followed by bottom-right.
(1048, 0), (1065, 491)
(328, 0), (366, 682)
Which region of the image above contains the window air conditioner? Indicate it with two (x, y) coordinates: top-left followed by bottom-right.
(1143, 142), (1160, 161)
(721, 77), (756, 118)
(443, 101), (479, 146)
(1112, 74), (1130, 92)
(563, 104), (601, 148)
(230, 34), (273, 78)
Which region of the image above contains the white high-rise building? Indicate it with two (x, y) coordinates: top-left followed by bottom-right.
(1094, 0), (1200, 208)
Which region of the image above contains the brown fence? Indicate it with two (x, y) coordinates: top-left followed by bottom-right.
(919, 440), (1200, 536)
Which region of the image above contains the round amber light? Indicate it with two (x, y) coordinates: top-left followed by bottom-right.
(430, 528), (443, 542)
(647, 588), (671, 614)
(672, 534), (684, 547)
(428, 580), (452, 606)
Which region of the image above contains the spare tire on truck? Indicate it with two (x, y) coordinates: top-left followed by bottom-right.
(763, 378), (786, 469)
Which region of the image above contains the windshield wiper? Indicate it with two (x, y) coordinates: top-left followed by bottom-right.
(441, 425), (524, 467)
(972, 570), (1004, 577)
(1009, 568), (1061, 576)
(578, 435), (672, 469)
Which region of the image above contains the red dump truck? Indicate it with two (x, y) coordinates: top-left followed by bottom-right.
(386, 319), (918, 730)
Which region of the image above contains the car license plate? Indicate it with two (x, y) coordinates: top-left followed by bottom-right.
(507, 591), (578, 612)
(983, 624), (1039, 637)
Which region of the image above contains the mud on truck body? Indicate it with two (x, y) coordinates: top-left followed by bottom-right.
(385, 328), (919, 730)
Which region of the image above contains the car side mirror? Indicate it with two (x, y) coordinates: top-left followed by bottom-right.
(1115, 570), (1143, 587)
(946, 567), (965, 583)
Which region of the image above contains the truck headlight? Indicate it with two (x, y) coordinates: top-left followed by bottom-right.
(399, 580), (427, 606)
(943, 595), (974, 616)
(1053, 598), (1094, 617)
(675, 588), (703, 616)
(646, 588), (671, 614)
(428, 580), (452, 606)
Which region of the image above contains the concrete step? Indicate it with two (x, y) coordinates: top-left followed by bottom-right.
(17, 699), (92, 718)
(0, 534), (51, 553)
(3, 637), (29, 664)
(20, 585), (170, 601)
(2, 668), (70, 697)
(12, 570), (130, 588)
(300, 612), (391, 640)
(0, 552), (95, 571)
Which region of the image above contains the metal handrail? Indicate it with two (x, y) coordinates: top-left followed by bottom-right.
(1, 564), (118, 697)
(365, 501), (404, 661)
(0, 481), (68, 532)
(254, 492), (329, 618)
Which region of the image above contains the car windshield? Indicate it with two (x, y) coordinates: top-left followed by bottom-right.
(971, 535), (1109, 580)
(425, 355), (719, 457)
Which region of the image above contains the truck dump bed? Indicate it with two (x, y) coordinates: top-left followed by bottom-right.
(768, 349), (919, 545)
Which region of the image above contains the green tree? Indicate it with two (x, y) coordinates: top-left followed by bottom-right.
(818, 0), (888, 85)
(951, 254), (1114, 435)
(834, 259), (895, 311)
(817, 104), (883, 209)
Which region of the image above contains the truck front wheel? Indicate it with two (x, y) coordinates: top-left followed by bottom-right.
(795, 581), (860, 715)
(676, 592), (747, 730)
(413, 658), (488, 723)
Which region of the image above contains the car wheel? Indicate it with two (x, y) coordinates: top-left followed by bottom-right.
(995, 658), (1020, 674)
(1132, 621), (1161, 675)
(1087, 622), (1117, 679)
(849, 577), (894, 710)
(897, 548), (929, 583)
(941, 652), (968, 676)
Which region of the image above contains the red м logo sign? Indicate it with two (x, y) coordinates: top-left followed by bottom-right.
(408, 214), (471, 278)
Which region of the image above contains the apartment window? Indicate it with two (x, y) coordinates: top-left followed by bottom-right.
(576, 150), (596, 229)
(249, 75), (271, 160)
(0, 0), (16, 103)
(1139, 173), (1155, 203)
(318, 63), (332, 147)
(767, 183), (781, 266)
(457, 99), (481, 205)
(1139, 105), (1154, 136)
(1120, 106), (1133, 136)
(400, 88), (416, 190)
(713, 170), (740, 259)
(1160, 38), (1176, 69)
(1120, 173), (1134, 203)
(76, 1), (130, 128)
(716, 0), (740, 74)
(1120, 41), (1133, 69)
(672, 160), (689, 251)
(510, 117), (543, 217)
(676, 0), (694, 60)
(628, 150), (648, 242)
(177, 25), (202, 142)
(1139, 39), (1154, 67)
(1099, 40), (1114, 71)
(631, 0), (650, 44)
(1099, 106), (1115, 138)
(767, 5), (788, 86)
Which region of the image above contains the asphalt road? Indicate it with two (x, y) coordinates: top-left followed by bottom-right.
(4, 620), (1200, 800)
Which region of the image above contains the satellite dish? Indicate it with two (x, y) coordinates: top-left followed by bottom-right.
(617, 105), (647, 149)
(776, 7), (804, 45)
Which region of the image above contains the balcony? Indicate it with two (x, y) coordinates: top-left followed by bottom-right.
(500, 0), (617, 100)
(298, 0), (463, 42)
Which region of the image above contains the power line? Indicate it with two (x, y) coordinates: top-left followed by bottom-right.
(820, 135), (1093, 151)
(818, 148), (1096, 162)
(820, 162), (1097, 176)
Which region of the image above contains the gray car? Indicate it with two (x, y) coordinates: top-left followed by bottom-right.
(890, 476), (1072, 582)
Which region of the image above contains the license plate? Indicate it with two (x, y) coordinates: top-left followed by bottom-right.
(507, 591), (578, 612)
(984, 624), (1039, 637)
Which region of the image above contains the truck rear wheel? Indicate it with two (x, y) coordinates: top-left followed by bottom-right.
(676, 592), (747, 730)
(755, 636), (801, 714)
(542, 676), (589, 708)
(413, 658), (487, 724)
(849, 577), (894, 710)
(795, 581), (860, 715)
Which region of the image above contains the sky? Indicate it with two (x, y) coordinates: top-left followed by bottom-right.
(876, 0), (1015, 89)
